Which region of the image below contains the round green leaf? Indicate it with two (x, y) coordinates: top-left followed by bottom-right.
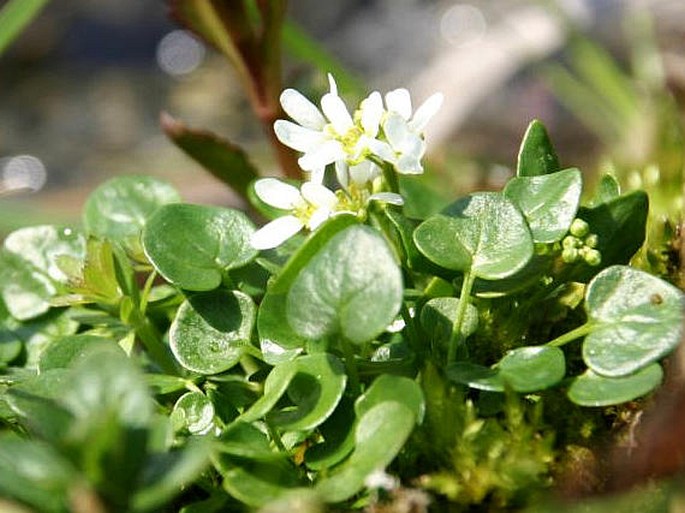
(413, 192), (533, 280)
(171, 392), (215, 434)
(503, 168), (582, 243)
(143, 203), (257, 291)
(448, 346), (565, 393)
(583, 266), (684, 377)
(315, 402), (416, 503)
(83, 175), (181, 242)
(286, 225), (403, 345)
(170, 290), (255, 374)
(355, 374), (425, 424)
(239, 353), (347, 432)
(497, 346), (566, 392)
(1, 226), (85, 320)
(257, 215), (358, 362)
(567, 364), (663, 407)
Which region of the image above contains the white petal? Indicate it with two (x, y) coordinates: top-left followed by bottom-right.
(369, 192), (405, 205)
(308, 167), (326, 184)
(280, 89), (326, 129)
(396, 154), (424, 175)
(301, 182), (338, 209)
(321, 93), (354, 134)
(385, 88), (412, 120)
(367, 139), (395, 162)
(307, 207), (332, 229)
(327, 73), (338, 96)
(384, 112), (413, 151)
(250, 216), (303, 249)
(254, 178), (301, 210)
(409, 92), (443, 132)
(360, 91), (383, 136)
(274, 120), (326, 152)
(298, 139), (345, 171)
(349, 161), (378, 185)
(335, 160), (349, 189)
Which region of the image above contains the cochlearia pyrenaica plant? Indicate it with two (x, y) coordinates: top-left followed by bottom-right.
(1, 19), (684, 513)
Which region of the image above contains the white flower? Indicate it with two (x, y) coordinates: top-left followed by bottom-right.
(250, 178), (339, 250)
(274, 74), (385, 183)
(379, 89), (444, 175)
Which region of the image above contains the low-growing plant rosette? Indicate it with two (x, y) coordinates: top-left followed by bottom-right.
(0, 77), (683, 513)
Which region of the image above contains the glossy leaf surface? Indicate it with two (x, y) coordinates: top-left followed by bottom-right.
(0, 226), (85, 320)
(583, 265), (684, 377)
(413, 192), (533, 280)
(448, 346), (566, 393)
(286, 224), (403, 345)
(83, 175), (180, 243)
(257, 215), (358, 359)
(504, 168), (582, 243)
(516, 119), (561, 177)
(170, 290), (255, 375)
(568, 364), (663, 406)
(143, 203), (257, 291)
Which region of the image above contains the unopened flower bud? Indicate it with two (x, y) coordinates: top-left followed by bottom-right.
(584, 233), (599, 248)
(570, 218), (590, 238)
(562, 247), (579, 263)
(584, 249), (602, 266)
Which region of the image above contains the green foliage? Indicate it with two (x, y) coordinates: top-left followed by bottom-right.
(1, 69), (682, 513)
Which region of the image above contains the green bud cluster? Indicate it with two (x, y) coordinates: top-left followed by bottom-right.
(561, 218), (601, 266)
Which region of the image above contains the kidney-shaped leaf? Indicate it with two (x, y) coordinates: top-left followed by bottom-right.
(83, 175), (181, 243)
(171, 391), (215, 434)
(286, 225), (403, 345)
(170, 290), (255, 375)
(239, 353), (346, 432)
(355, 374), (425, 424)
(504, 168), (582, 243)
(143, 203), (257, 291)
(257, 215), (359, 360)
(568, 364), (663, 407)
(413, 192), (533, 280)
(1, 226), (85, 320)
(315, 401), (416, 503)
(583, 265), (684, 377)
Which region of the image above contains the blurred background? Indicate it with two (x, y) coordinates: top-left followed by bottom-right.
(1, 0), (684, 233)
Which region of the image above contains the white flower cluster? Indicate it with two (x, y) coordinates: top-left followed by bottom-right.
(251, 74), (443, 250)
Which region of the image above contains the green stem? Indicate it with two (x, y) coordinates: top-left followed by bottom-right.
(377, 159), (400, 194)
(341, 337), (361, 396)
(131, 311), (179, 375)
(266, 419), (287, 453)
(138, 269), (157, 316)
(448, 270), (476, 365)
(546, 322), (594, 347)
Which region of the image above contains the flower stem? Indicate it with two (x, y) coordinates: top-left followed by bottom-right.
(448, 270), (476, 365)
(379, 160), (400, 194)
(546, 322), (594, 347)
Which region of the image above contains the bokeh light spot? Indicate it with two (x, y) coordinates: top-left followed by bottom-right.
(2, 155), (47, 193)
(156, 30), (205, 77)
(440, 4), (487, 48)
